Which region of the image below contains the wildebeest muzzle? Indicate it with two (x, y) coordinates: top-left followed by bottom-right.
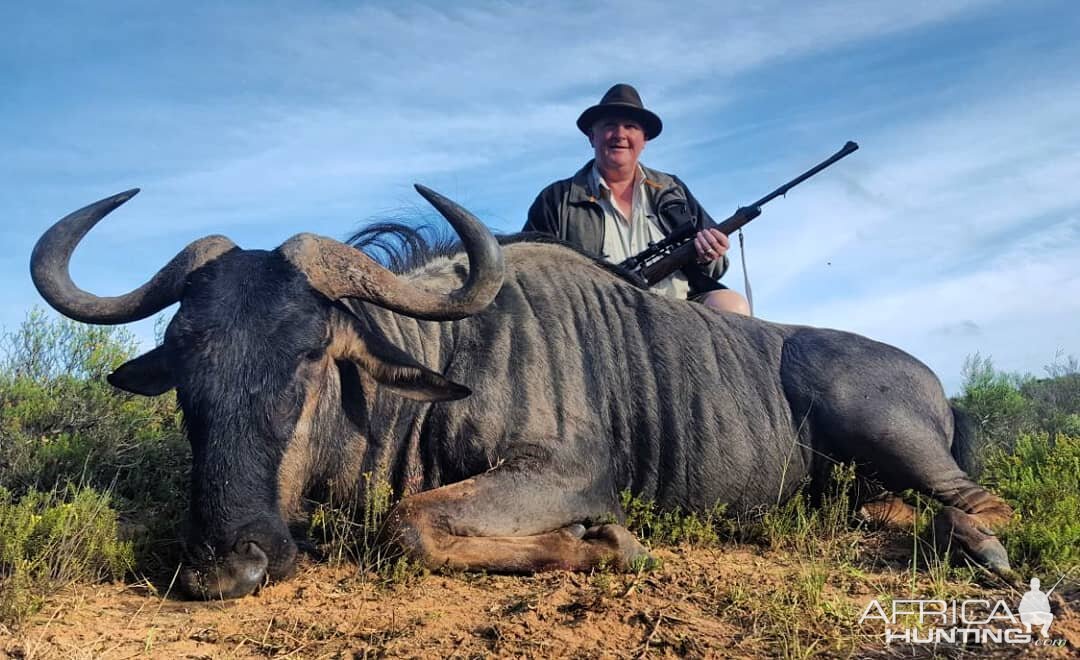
(179, 515), (297, 600)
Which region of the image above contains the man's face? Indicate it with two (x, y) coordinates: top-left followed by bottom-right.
(590, 115), (646, 172)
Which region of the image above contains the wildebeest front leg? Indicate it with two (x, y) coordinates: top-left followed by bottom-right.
(382, 462), (649, 573)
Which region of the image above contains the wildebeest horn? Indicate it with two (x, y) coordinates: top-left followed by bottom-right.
(279, 185), (504, 321)
(30, 189), (237, 324)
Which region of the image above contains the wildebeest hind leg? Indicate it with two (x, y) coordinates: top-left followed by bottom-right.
(381, 460), (649, 573)
(928, 475), (1014, 577)
(866, 441), (1013, 576)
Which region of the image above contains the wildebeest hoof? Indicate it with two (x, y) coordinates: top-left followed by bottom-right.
(970, 537), (1013, 577)
(582, 524), (652, 570)
(563, 523), (588, 539)
(932, 505), (1014, 578)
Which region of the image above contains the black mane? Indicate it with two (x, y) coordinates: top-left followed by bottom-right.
(347, 222), (644, 288)
(347, 222), (462, 275)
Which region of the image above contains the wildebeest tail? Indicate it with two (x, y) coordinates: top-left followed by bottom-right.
(950, 405), (984, 477)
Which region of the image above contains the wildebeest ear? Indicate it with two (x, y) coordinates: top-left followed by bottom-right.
(346, 333), (471, 402)
(107, 346), (176, 396)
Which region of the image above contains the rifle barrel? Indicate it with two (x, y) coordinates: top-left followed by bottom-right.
(635, 140), (859, 287)
(750, 141), (858, 209)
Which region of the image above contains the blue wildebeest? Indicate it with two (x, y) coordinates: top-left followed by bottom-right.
(30, 187), (1014, 599)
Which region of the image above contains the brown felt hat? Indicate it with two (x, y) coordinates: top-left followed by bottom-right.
(576, 83), (663, 140)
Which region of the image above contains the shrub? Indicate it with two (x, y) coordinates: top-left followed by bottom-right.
(1021, 354), (1080, 438)
(0, 485), (133, 625)
(952, 353), (1032, 451)
(982, 433), (1080, 573)
(0, 309), (189, 577)
(1, 308), (138, 382)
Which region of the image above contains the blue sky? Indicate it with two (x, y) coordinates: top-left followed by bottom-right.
(3, 0), (1078, 393)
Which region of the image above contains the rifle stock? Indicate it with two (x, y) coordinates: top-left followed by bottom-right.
(640, 206), (761, 285)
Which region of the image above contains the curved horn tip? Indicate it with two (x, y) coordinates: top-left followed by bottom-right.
(113, 188), (141, 203)
(413, 183), (443, 203)
(84, 188), (140, 214)
(71, 188), (141, 220)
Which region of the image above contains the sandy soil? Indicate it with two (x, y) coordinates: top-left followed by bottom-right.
(2, 542), (1077, 659)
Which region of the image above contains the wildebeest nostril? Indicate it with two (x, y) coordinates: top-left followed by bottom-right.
(178, 539), (270, 600)
(232, 540), (269, 587)
(235, 540), (265, 559)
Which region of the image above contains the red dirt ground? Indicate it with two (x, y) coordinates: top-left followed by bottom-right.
(2, 543), (1077, 659)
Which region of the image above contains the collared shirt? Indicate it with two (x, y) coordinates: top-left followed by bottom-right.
(591, 163), (690, 300)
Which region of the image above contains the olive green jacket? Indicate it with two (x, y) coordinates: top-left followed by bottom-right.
(523, 160), (727, 296)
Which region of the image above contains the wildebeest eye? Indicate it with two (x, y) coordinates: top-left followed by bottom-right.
(303, 336), (331, 362)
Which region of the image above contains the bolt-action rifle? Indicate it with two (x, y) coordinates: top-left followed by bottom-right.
(619, 141), (859, 287)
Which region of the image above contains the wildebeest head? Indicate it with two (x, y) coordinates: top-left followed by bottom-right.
(30, 186), (504, 599)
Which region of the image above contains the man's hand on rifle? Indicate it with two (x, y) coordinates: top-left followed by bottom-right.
(694, 228), (729, 264)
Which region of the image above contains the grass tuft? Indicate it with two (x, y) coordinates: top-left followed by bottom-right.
(619, 491), (731, 547)
(307, 472), (422, 586)
(760, 463), (863, 564)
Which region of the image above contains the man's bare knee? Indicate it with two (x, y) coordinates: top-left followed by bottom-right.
(701, 290), (750, 315)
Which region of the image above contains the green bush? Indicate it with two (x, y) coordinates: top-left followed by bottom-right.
(1, 308), (140, 382)
(952, 355), (1080, 574)
(1021, 355), (1080, 438)
(982, 433), (1080, 573)
(0, 309), (190, 579)
(952, 352), (1080, 450)
(952, 353), (1033, 451)
(0, 485), (133, 625)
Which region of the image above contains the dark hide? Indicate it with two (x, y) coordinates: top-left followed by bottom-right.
(162, 250), (328, 597)
(93, 228), (1015, 597)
